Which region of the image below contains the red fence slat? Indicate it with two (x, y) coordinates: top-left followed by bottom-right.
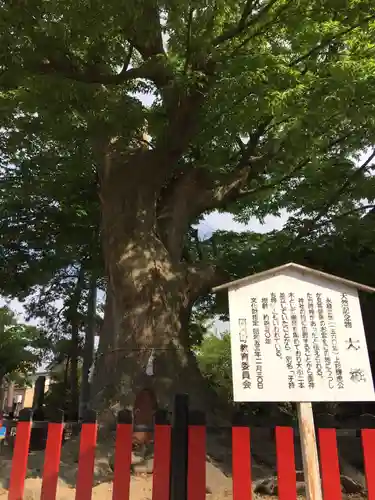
(362, 429), (375, 499)
(75, 420), (97, 500)
(152, 419), (171, 500)
(112, 421), (132, 500)
(188, 417), (206, 500)
(275, 426), (297, 500)
(232, 426), (252, 500)
(41, 422), (64, 500)
(8, 412), (32, 500)
(318, 428), (342, 500)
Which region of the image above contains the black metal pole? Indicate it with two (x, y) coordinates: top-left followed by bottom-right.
(170, 393), (189, 500)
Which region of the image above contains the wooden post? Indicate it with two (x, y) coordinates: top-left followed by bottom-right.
(297, 402), (323, 500)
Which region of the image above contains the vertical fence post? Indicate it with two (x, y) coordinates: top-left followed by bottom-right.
(232, 411), (252, 500)
(362, 429), (375, 499)
(41, 409), (64, 500)
(170, 394), (189, 500)
(8, 408), (33, 500)
(112, 409), (132, 500)
(188, 410), (206, 500)
(75, 409), (97, 500)
(275, 426), (297, 500)
(153, 409), (171, 500)
(318, 428), (342, 500)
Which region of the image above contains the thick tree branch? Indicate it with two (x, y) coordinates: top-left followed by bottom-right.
(186, 262), (229, 303)
(123, 45), (134, 72)
(20, 1), (168, 88)
(184, 6), (195, 72)
(214, 0), (279, 45)
(126, 0), (165, 60)
(199, 155), (271, 211)
(154, 84), (212, 170)
(156, 120), (270, 259)
(228, 131), (357, 202)
(236, 119), (272, 163)
(31, 55), (172, 86)
(157, 167), (211, 261)
(156, 121), (358, 264)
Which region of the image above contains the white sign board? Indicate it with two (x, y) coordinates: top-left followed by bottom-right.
(228, 268), (375, 402)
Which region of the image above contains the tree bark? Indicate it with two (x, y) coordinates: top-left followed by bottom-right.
(92, 248), (220, 414)
(91, 149), (225, 419)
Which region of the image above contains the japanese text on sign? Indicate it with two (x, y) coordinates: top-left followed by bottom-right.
(230, 273), (374, 402)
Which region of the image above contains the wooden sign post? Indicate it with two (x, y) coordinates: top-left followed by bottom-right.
(213, 262), (375, 498)
(297, 402), (322, 500)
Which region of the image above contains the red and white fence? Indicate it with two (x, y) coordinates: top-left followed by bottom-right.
(2, 408), (375, 500)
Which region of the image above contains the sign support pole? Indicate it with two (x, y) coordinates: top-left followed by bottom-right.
(297, 402), (323, 500)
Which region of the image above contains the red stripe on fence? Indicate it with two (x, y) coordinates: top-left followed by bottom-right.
(75, 423), (97, 500)
(41, 423), (64, 500)
(232, 427), (252, 500)
(152, 425), (171, 500)
(8, 421), (32, 500)
(362, 429), (375, 499)
(318, 428), (342, 500)
(112, 423), (132, 500)
(152, 424), (171, 500)
(188, 424), (206, 500)
(275, 427), (297, 500)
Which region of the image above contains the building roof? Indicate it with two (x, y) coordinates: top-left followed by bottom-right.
(212, 262), (375, 294)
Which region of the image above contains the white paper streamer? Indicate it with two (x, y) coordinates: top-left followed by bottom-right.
(145, 349), (155, 376)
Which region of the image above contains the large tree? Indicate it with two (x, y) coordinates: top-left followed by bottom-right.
(2, 0), (375, 412)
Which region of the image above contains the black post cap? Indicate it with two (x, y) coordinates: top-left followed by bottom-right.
(117, 409), (132, 424)
(232, 410), (249, 427)
(19, 408), (33, 422)
(189, 410), (206, 426)
(49, 409), (65, 424)
(154, 409), (170, 425)
(33, 407), (45, 422)
(82, 409), (97, 423)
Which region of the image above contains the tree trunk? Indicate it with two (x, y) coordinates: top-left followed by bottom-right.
(0, 373), (5, 413)
(63, 356), (70, 408)
(93, 292), (219, 416)
(6, 381), (14, 413)
(67, 265), (85, 417)
(92, 254), (218, 410)
(92, 150), (223, 420)
(79, 271), (97, 418)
